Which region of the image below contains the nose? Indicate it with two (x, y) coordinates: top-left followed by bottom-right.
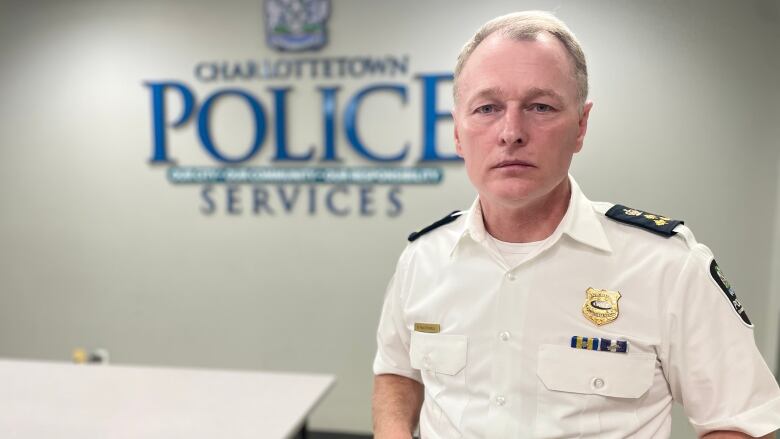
(499, 107), (526, 147)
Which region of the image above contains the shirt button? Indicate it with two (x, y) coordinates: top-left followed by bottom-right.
(506, 272), (516, 281)
(592, 378), (605, 389)
(495, 395), (506, 406)
(499, 331), (511, 341)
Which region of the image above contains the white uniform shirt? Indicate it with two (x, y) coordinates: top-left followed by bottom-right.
(373, 177), (780, 439)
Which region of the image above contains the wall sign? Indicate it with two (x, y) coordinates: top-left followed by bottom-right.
(143, 0), (460, 217)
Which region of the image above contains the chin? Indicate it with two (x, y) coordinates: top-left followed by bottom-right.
(484, 174), (569, 204)
(483, 182), (540, 204)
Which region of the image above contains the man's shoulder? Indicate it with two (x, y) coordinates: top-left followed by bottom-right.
(400, 209), (468, 258)
(407, 210), (465, 243)
(598, 202), (683, 237)
(591, 201), (702, 254)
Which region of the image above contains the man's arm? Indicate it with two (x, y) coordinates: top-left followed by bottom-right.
(702, 431), (775, 438)
(372, 373), (424, 439)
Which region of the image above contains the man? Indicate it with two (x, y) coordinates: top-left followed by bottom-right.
(372, 11), (780, 439)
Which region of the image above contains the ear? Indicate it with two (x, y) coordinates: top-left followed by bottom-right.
(574, 101), (593, 153)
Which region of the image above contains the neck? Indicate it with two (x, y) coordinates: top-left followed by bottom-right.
(480, 179), (572, 243)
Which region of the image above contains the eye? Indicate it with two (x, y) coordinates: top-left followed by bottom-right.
(530, 103), (555, 113)
(474, 104), (497, 114)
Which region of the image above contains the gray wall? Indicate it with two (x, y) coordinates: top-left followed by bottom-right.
(0, 0), (778, 436)
(767, 0), (780, 376)
(770, 157), (780, 378)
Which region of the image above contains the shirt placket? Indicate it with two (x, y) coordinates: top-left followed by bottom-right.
(482, 240), (535, 438)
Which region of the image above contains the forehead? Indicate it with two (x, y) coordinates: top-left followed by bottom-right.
(457, 32), (578, 104)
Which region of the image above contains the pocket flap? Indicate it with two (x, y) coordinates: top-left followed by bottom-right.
(410, 332), (467, 376)
(537, 344), (655, 398)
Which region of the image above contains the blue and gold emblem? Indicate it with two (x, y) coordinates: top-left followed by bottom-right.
(571, 336), (629, 353)
(582, 287), (621, 326)
(599, 338), (628, 353)
(605, 204), (683, 237)
(570, 336), (599, 350)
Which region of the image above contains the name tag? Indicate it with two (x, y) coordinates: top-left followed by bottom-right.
(414, 323), (440, 333)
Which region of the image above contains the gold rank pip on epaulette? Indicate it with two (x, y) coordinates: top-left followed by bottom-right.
(605, 204), (683, 237)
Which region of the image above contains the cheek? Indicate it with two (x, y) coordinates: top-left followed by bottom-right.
(462, 117), (500, 138)
(458, 128), (492, 159)
(459, 145), (490, 184)
(537, 120), (581, 150)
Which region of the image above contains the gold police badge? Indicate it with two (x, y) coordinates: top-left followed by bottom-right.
(582, 287), (622, 326)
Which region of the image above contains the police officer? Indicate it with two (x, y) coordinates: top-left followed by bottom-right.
(372, 11), (780, 439)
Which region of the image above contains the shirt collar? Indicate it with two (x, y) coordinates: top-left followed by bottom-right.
(559, 176), (612, 253)
(451, 175), (612, 256)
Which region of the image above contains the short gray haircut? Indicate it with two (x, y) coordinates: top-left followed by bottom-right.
(453, 11), (588, 106)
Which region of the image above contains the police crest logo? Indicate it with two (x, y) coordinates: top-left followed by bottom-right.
(264, 0), (330, 52)
(714, 263), (735, 297)
(709, 260), (753, 327)
(582, 287), (621, 326)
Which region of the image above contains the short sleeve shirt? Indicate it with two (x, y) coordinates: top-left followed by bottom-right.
(373, 177), (780, 439)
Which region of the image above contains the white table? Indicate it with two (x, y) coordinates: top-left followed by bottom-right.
(0, 358), (335, 439)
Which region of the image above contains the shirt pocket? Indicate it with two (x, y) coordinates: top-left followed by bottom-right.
(410, 331), (468, 437)
(534, 344), (657, 438)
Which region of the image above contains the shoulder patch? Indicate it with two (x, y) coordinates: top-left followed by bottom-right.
(605, 204), (683, 237)
(408, 210), (462, 242)
(710, 260), (752, 327)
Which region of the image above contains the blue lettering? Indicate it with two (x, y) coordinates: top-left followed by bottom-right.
(389, 55), (409, 76)
(270, 87), (314, 161)
(363, 58), (387, 75)
(318, 86), (340, 162)
(277, 185), (300, 212)
(194, 63), (217, 82)
(344, 84), (409, 162)
(308, 185), (317, 215)
(253, 186), (274, 215)
(227, 185), (241, 214)
(359, 186), (375, 216)
(226, 62), (252, 81)
(326, 185), (350, 216)
(145, 81), (196, 163)
(197, 89), (266, 164)
(387, 186), (402, 217)
(418, 74), (459, 161)
(200, 185), (215, 214)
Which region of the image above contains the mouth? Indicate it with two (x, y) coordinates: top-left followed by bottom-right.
(493, 159), (536, 170)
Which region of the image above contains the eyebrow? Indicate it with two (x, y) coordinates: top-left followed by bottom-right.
(525, 87), (564, 102)
(467, 86), (565, 106)
(468, 86), (506, 105)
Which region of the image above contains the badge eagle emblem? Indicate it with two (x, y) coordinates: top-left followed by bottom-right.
(582, 287), (621, 326)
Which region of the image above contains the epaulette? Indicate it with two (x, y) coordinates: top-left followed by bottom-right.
(605, 204), (683, 237)
(408, 210), (462, 242)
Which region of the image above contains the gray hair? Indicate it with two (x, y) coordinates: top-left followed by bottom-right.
(453, 11), (588, 106)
